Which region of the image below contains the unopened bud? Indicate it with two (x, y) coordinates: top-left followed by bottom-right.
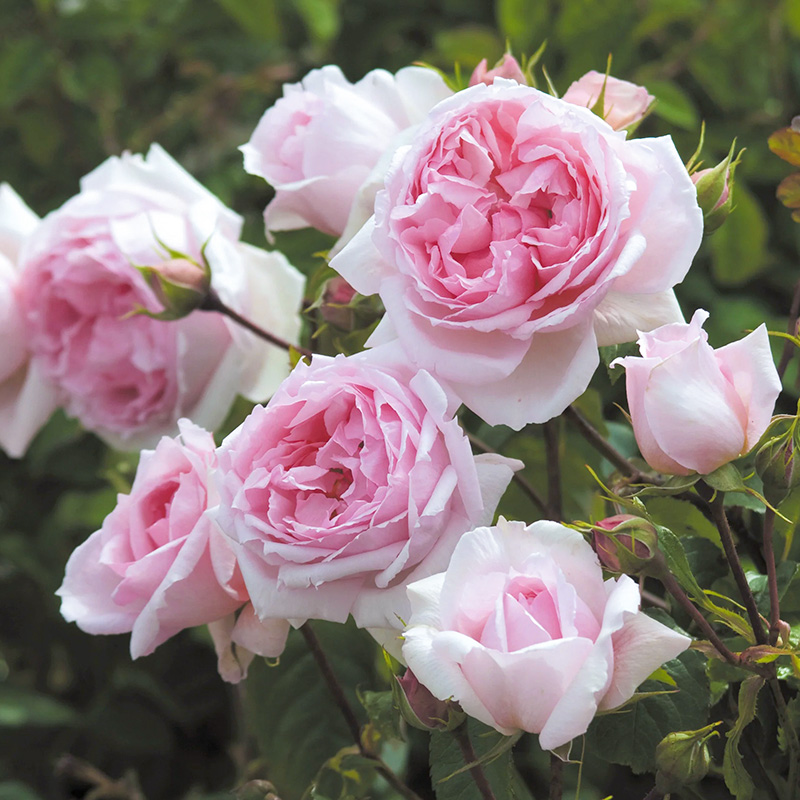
(755, 426), (800, 506)
(235, 780), (282, 800)
(655, 723), (719, 794)
(470, 54), (527, 87)
(395, 669), (465, 731)
(319, 275), (358, 329)
(136, 257), (211, 321)
(592, 514), (659, 575)
(691, 142), (741, 234)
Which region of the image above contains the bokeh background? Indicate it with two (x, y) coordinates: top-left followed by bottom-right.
(1, 1), (800, 798)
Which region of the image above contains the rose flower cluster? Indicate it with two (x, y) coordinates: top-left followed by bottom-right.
(2, 55), (782, 755)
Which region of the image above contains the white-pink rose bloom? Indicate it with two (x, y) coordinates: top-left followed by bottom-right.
(0, 184), (59, 457)
(57, 419), (290, 673)
(402, 519), (690, 751)
(562, 71), (655, 131)
(241, 64), (452, 249)
(19, 144), (305, 449)
(612, 309), (781, 476)
(213, 343), (520, 640)
(331, 80), (703, 429)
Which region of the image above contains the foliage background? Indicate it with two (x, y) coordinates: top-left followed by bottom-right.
(1, 0), (800, 798)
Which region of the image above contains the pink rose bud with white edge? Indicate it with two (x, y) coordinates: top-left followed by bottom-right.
(402, 519), (690, 752)
(469, 54), (527, 87)
(563, 70), (655, 131)
(612, 309), (781, 476)
(592, 514), (660, 575)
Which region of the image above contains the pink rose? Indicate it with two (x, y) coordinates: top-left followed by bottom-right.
(332, 81), (703, 428)
(612, 309), (781, 476)
(469, 54), (527, 87)
(19, 145), (305, 449)
(402, 519), (690, 751)
(562, 71), (655, 131)
(213, 343), (520, 638)
(241, 65), (452, 247)
(58, 419), (290, 668)
(0, 184), (59, 457)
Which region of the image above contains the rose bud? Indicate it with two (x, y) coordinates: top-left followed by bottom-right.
(655, 723), (720, 794)
(469, 54), (527, 87)
(136, 256), (211, 321)
(755, 426), (800, 506)
(562, 70), (655, 132)
(319, 275), (358, 329)
(592, 514), (659, 575)
(395, 669), (465, 731)
(691, 142), (741, 233)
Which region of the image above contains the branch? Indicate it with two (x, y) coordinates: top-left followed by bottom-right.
(543, 419), (562, 520)
(762, 508), (782, 646)
(452, 724), (498, 800)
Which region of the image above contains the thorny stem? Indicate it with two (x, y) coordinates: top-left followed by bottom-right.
(700, 487), (768, 646)
(452, 724), (498, 800)
(763, 508), (783, 646)
(657, 570), (744, 669)
(466, 431), (547, 517)
(299, 623), (423, 800)
(203, 289), (314, 360)
(543, 419), (562, 520)
(777, 278), (800, 380)
(549, 754), (563, 800)
(564, 405), (653, 484)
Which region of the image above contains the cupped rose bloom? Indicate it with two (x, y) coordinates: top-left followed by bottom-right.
(19, 144), (305, 449)
(469, 54), (527, 87)
(612, 309), (781, 476)
(402, 519), (690, 751)
(562, 71), (655, 131)
(213, 343), (521, 639)
(0, 184), (59, 457)
(331, 80), (703, 429)
(58, 419), (290, 670)
(241, 65), (452, 248)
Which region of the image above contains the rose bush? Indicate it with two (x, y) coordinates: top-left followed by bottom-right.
(242, 64), (452, 249)
(18, 144), (305, 449)
(402, 519), (690, 751)
(213, 343), (520, 642)
(58, 420), (290, 670)
(331, 79), (703, 428)
(562, 71), (655, 131)
(612, 309), (782, 475)
(0, 184), (59, 457)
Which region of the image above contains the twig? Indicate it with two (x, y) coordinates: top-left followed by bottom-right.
(203, 289), (314, 359)
(700, 487), (768, 646)
(452, 724), (498, 800)
(549, 754), (563, 800)
(299, 623), (423, 800)
(564, 405), (653, 484)
(763, 508), (782, 645)
(466, 431), (547, 516)
(778, 278), (800, 380)
(543, 419), (562, 520)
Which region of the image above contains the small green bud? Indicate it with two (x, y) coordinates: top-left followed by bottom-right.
(394, 669), (465, 731)
(135, 257), (211, 321)
(592, 514), (660, 576)
(755, 427), (800, 506)
(691, 141), (742, 234)
(655, 722), (720, 794)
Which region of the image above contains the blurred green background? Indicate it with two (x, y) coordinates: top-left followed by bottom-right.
(1, 0), (800, 798)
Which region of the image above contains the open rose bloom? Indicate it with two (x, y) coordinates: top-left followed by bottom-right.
(613, 309), (781, 475)
(241, 65), (452, 248)
(213, 344), (520, 640)
(18, 144), (305, 450)
(402, 519), (690, 751)
(332, 79), (703, 428)
(0, 184), (59, 457)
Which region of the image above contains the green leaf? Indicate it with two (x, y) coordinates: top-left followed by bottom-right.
(682, 536), (729, 588)
(213, 0), (281, 41)
(749, 561), (798, 616)
(496, 0), (549, 52)
(709, 182), (769, 286)
(703, 463), (746, 493)
(0, 36), (54, 110)
(599, 342), (638, 384)
(0, 782), (43, 800)
(585, 650), (711, 773)
(358, 688), (402, 743)
(0, 685), (76, 728)
(723, 675), (764, 800)
(244, 621), (379, 799)
(646, 79), (699, 130)
(294, 0), (341, 44)
(429, 719), (533, 800)
(769, 127), (800, 167)
(778, 173), (800, 209)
